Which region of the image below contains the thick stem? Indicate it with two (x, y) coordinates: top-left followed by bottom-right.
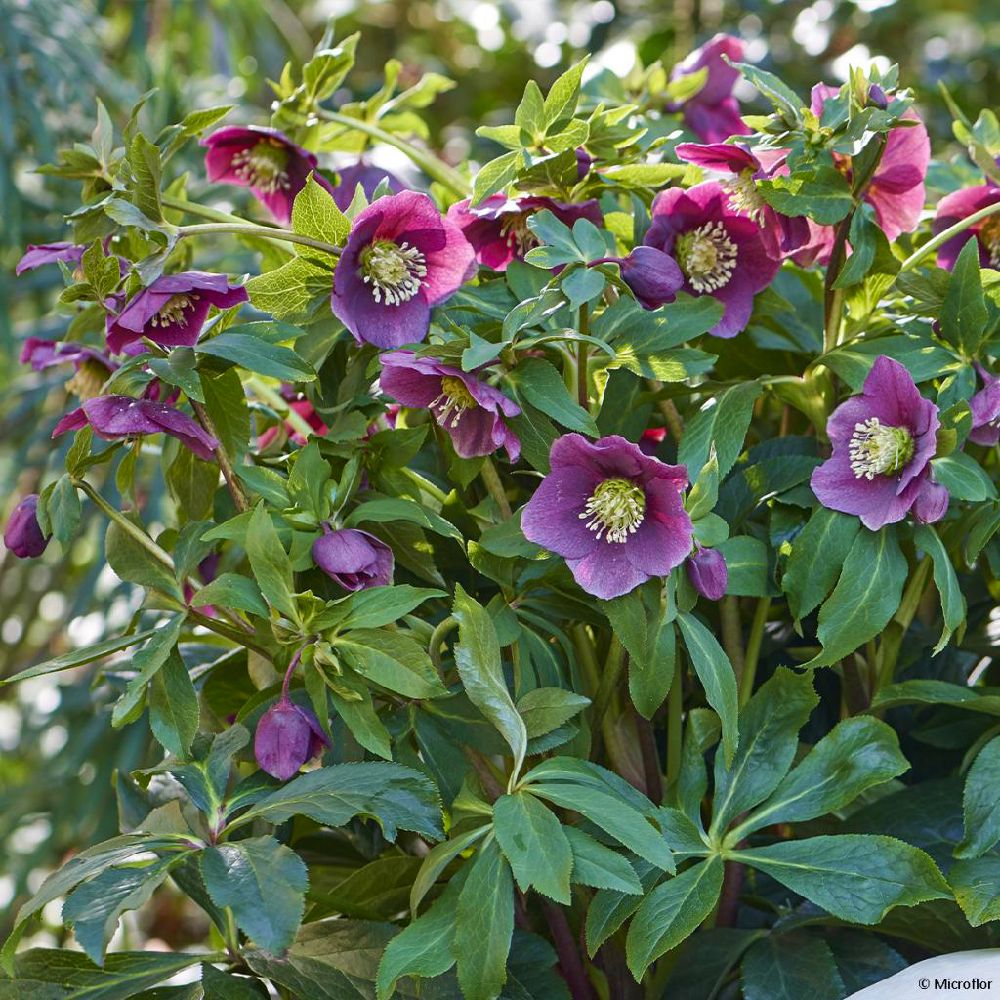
(577, 305), (590, 409)
(280, 645), (307, 700)
(191, 400), (250, 512)
(665, 658), (684, 788)
(540, 901), (596, 1000)
(739, 598), (771, 706)
(480, 457), (513, 519)
(636, 712), (664, 804)
(900, 200), (1000, 273)
(648, 382), (685, 441)
(161, 195), (258, 226)
(715, 861), (746, 928)
(876, 556), (932, 691)
(719, 596), (745, 689)
(177, 223), (340, 256)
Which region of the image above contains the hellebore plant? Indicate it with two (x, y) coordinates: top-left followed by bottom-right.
(7, 27), (1000, 1000)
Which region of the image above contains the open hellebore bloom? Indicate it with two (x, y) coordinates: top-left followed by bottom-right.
(255, 697), (330, 781)
(333, 190), (476, 349)
(4, 495), (50, 559)
(446, 194), (603, 272)
(313, 525), (394, 591)
(686, 546), (728, 600)
(674, 142), (810, 258)
(379, 351), (521, 461)
(15, 243), (86, 276)
(52, 396), (218, 462)
(201, 125), (325, 224)
(933, 182), (1000, 271)
(969, 365), (1000, 447)
(668, 34), (752, 144)
(644, 181), (779, 337)
(328, 161), (404, 211)
(811, 356), (947, 530)
(106, 272), (247, 354)
(521, 434), (693, 600)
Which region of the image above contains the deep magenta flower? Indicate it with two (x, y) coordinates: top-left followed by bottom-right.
(255, 697), (330, 780)
(15, 243), (85, 276)
(521, 434), (693, 600)
(686, 547), (728, 600)
(20, 338), (116, 400)
(615, 247), (685, 310)
(4, 495), (50, 559)
(933, 183), (1000, 271)
(644, 181), (779, 337)
(668, 34), (752, 144)
(446, 194), (603, 272)
(332, 190), (476, 349)
(674, 142), (810, 258)
(52, 396), (218, 462)
(106, 272), (247, 354)
(201, 125), (326, 224)
(969, 365), (1000, 446)
(811, 356), (947, 530)
(379, 351), (521, 461)
(328, 161), (403, 211)
(313, 526), (394, 591)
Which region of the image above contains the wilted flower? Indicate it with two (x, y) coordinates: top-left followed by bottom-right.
(615, 246), (685, 310)
(446, 194), (603, 272)
(4, 495), (50, 559)
(969, 365), (1000, 447)
(674, 142), (810, 258)
(933, 182), (1000, 271)
(15, 243), (85, 276)
(686, 546), (728, 600)
(811, 356), (947, 530)
(53, 396), (218, 462)
(332, 190), (476, 349)
(201, 125), (325, 224)
(328, 161), (404, 211)
(379, 351), (521, 461)
(644, 181), (780, 337)
(106, 272), (247, 354)
(668, 34), (752, 144)
(521, 434), (693, 600)
(313, 525), (394, 591)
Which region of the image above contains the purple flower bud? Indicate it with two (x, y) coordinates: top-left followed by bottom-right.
(912, 479), (949, 525)
(312, 527), (394, 591)
(575, 147), (594, 179)
(686, 547), (728, 601)
(4, 495), (50, 559)
(618, 246), (684, 310)
(867, 84), (889, 109)
(254, 698), (330, 780)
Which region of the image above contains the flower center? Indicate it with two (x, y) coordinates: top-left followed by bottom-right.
(150, 293), (197, 328)
(432, 375), (477, 428)
(722, 169), (766, 224)
(675, 221), (738, 293)
(64, 359), (108, 401)
(360, 240), (427, 306)
(579, 477), (646, 543)
(500, 212), (537, 255)
(231, 140), (292, 194)
(849, 417), (915, 480)
(979, 216), (1000, 268)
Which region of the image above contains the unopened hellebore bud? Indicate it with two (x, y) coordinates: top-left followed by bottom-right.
(4, 494), (50, 559)
(312, 525), (394, 591)
(254, 698), (330, 781)
(685, 546), (728, 601)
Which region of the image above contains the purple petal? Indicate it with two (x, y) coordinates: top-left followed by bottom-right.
(4, 494), (50, 559)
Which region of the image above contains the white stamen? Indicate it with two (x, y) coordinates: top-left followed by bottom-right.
(231, 142), (291, 194)
(430, 375), (477, 429)
(579, 477), (647, 544)
(676, 221), (738, 293)
(361, 240), (428, 306)
(722, 169), (767, 224)
(149, 293), (197, 328)
(849, 417), (915, 480)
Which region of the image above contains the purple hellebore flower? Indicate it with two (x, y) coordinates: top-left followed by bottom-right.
(15, 243), (85, 276)
(255, 698), (330, 780)
(811, 356), (947, 530)
(20, 338), (116, 400)
(969, 365), (1000, 446)
(201, 125), (327, 224)
(675, 142), (810, 258)
(52, 396), (218, 462)
(521, 434), (693, 600)
(332, 190), (476, 350)
(686, 546), (728, 600)
(312, 526), (394, 591)
(106, 272), (248, 355)
(644, 181), (779, 337)
(379, 351), (521, 461)
(445, 194), (603, 272)
(4, 495), (50, 559)
(933, 182), (1000, 272)
(328, 161), (404, 211)
(668, 34), (752, 144)
(615, 246), (685, 310)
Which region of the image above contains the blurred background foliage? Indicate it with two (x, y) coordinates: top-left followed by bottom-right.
(1, 0), (997, 955)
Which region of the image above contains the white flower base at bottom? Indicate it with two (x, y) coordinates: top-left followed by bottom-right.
(847, 950), (1000, 998)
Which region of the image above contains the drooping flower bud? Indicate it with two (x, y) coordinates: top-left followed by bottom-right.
(4, 495), (50, 559)
(618, 246), (684, 311)
(312, 526), (394, 591)
(254, 698), (330, 781)
(685, 547), (728, 601)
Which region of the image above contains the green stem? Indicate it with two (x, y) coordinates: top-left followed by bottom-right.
(876, 555), (932, 691)
(316, 110), (470, 197)
(177, 223), (340, 256)
(400, 466), (450, 506)
(161, 195), (258, 226)
(719, 596), (745, 689)
(570, 624), (601, 701)
(592, 635), (625, 734)
(480, 457), (512, 519)
(191, 400), (250, 512)
(739, 598), (771, 707)
(577, 304), (590, 409)
(428, 615), (458, 669)
(665, 657), (684, 788)
(900, 200), (1000, 273)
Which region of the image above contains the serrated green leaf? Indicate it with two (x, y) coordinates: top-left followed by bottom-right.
(493, 792), (572, 903)
(679, 382), (763, 480)
(914, 523), (966, 653)
(957, 736), (1000, 858)
(244, 504), (297, 620)
(939, 237), (988, 357)
(564, 826), (642, 894)
(148, 649), (198, 757)
(291, 173), (350, 246)
(782, 507), (859, 622)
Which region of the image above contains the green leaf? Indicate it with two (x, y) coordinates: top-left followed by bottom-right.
(336, 629), (448, 699)
(735, 718), (909, 839)
(515, 79), (546, 139)
(808, 525), (907, 667)
(717, 535), (772, 597)
(731, 835), (949, 923)
(111, 616), (186, 729)
(742, 932), (845, 1000)
(410, 825), (491, 914)
(455, 838), (515, 1000)
(625, 857), (725, 979)
(782, 507), (859, 622)
(330, 586), (446, 632)
(949, 856), (1000, 927)
(757, 164), (852, 225)
(493, 792), (572, 903)
(510, 357), (598, 435)
(128, 133), (163, 222)
(678, 382), (763, 480)
(346, 497), (463, 542)
(710, 667), (818, 837)
(914, 523), (966, 653)
(731, 61), (804, 122)
(871, 679), (1000, 717)
(516, 687), (590, 738)
(166, 448), (219, 522)
(105, 520), (184, 600)
(938, 237), (988, 357)
(244, 504), (297, 620)
(201, 368), (250, 461)
(200, 835), (308, 953)
(452, 585), (527, 779)
(198, 333), (316, 382)
(291, 173), (350, 246)
(542, 58), (588, 132)
(232, 762), (443, 842)
(302, 33), (359, 101)
(148, 650), (198, 757)
(931, 451), (997, 501)
(564, 826), (642, 894)
(585, 861), (659, 956)
(247, 255), (334, 322)
(190, 574), (268, 618)
(957, 736), (1000, 858)
(472, 150), (522, 205)
(676, 612), (739, 766)
(562, 267), (605, 309)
